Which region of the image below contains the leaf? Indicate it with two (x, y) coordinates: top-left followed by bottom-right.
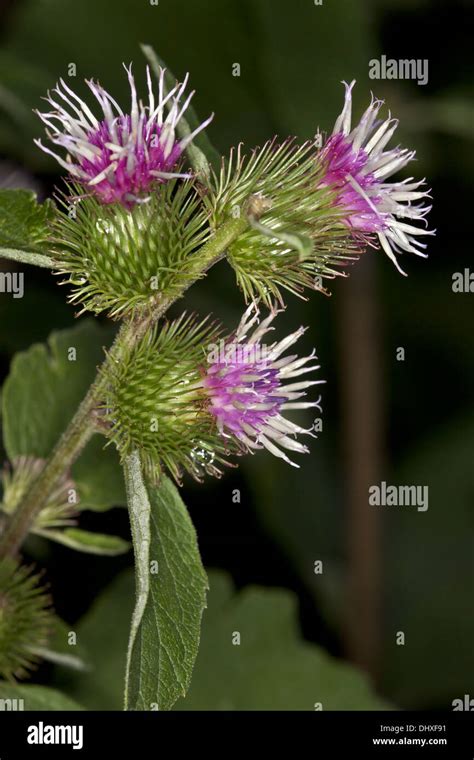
(0, 189), (53, 246)
(0, 189), (55, 267)
(72, 436), (126, 511)
(123, 453), (208, 711)
(141, 44), (221, 178)
(175, 572), (389, 711)
(51, 571), (133, 711)
(2, 320), (126, 511)
(122, 452), (152, 710)
(35, 527), (130, 556)
(50, 570), (388, 711)
(32, 616), (89, 672)
(30, 617), (89, 672)
(0, 683), (84, 711)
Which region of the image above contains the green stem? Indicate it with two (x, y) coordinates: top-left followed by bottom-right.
(0, 214), (250, 558)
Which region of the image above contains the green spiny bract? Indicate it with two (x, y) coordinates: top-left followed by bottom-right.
(0, 558), (52, 680)
(102, 314), (232, 483)
(50, 179), (211, 318)
(1, 457), (77, 531)
(207, 138), (365, 305)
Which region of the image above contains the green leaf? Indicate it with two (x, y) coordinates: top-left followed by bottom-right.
(175, 572), (389, 711)
(141, 44), (220, 178)
(35, 527), (130, 556)
(0, 189), (55, 267)
(32, 616), (89, 672)
(72, 436), (126, 511)
(2, 320), (126, 511)
(51, 571), (133, 710)
(50, 570), (388, 711)
(123, 451), (152, 709)
(0, 683), (84, 711)
(124, 453), (208, 710)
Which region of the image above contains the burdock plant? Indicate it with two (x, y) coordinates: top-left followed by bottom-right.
(0, 46), (433, 709)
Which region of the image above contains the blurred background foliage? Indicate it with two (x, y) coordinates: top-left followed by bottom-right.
(0, 0), (472, 709)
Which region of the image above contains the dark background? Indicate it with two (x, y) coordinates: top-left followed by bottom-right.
(0, 0), (473, 709)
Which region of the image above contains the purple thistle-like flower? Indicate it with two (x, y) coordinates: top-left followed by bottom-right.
(320, 80), (434, 274)
(203, 305), (324, 467)
(35, 64), (213, 206)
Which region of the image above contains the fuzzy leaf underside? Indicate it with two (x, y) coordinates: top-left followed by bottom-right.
(35, 527), (130, 556)
(124, 453), (208, 711)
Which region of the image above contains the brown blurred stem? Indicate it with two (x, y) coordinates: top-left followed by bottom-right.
(338, 255), (385, 679)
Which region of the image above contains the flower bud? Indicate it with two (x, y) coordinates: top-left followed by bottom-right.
(51, 180), (210, 318)
(1, 456), (76, 531)
(102, 314), (230, 482)
(208, 138), (364, 306)
(318, 80), (434, 275)
(103, 306), (323, 480)
(35, 64), (212, 207)
(0, 558), (52, 680)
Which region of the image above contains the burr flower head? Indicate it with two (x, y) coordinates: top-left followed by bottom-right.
(320, 80), (434, 274)
(52, 179), (210, 318)
(35, 64), (213, 206)
(103, 308), (323, 481)
(203, 304), (324, 467)
(209, 138), (364, 306)
(102, 314), (231, 483)
(0, 558), (52, 680)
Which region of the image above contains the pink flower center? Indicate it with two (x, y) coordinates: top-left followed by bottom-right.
(204, 357), (283, 437)
(322, 133), (387, 232)
(80, 115), (183, 204)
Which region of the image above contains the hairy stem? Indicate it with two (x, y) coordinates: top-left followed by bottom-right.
(0, 213), (249, 558)
(0, 247), (55, 268)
